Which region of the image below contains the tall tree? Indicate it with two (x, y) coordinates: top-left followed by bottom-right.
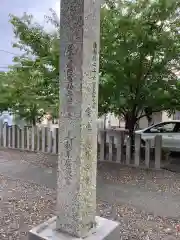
(8, 3), (180, 130)
(100, 0), (180, 137)
(7, 9), (60, 122)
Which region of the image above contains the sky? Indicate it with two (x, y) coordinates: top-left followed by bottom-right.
(0, 0), (60, 70)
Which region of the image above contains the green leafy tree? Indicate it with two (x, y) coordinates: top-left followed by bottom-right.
(7, 9), (59, 123)
(8, 2), (180, 132)
(8, 69), (50, 125)
(0, 71), (15, 112)
(100, 0), (180, 137)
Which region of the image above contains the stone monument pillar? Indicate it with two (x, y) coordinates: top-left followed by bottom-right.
(56, 0), (101, 237)
(28, 0), (119, 239)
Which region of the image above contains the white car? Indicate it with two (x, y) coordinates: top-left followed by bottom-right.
(135, 120), (180, 152)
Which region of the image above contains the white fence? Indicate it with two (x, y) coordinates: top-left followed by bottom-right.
(98, 129), (164, 169)
(0, 125), (165, 169)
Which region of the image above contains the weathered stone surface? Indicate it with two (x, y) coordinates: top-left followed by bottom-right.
(57, 0), (101, 238)
(29, 216), (119, 240)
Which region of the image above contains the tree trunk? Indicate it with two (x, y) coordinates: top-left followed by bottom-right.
(32, 117), (36, 126)
(125, 112), (137, 134)
(144, 107), (153, 126)
(124, 112), (137, 149)
(119, 117), (121, 127)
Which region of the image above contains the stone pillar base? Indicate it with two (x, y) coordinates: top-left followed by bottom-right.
(28, 216), (119, 240)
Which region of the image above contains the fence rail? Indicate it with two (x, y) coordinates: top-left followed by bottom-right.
(0, 124), (165, 169)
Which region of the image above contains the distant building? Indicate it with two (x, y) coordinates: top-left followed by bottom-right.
(0, 111), (27, 128)
(0, 111), (13, 126)
(174, 111), (180, 120)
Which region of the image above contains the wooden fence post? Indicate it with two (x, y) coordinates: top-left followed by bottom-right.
(8, 126), (12, 148)
(26, 127), (30, 150)
(154, 135), (162, 169)
(53, 128), (58, 154)
(116, 131), (124, 163)
(21, 127), (25, 150)
(126, 137), (131, 165)
(47, 127), (52, 153)
(99, 130), (105, 161)
(41, 127), (46, 152)
(3, 124), (7, 147)
(108, 135), (113, 161)
(56, 127), (59, 154)
(145, 139), (150, 168)
(12, 125), (16, 148)
(17, 127), (20, 149)
(134, 134), (141, 166)
(0, 122), (3, 146)
(31, 126), (35, 151)
(36, 127), (40, 151)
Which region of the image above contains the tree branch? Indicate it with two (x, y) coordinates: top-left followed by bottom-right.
(136, 109), (162, 121)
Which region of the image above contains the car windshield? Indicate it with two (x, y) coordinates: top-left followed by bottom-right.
(145, 122), (176, 133)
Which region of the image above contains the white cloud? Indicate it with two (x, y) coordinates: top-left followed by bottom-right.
(54, 0), (60, 17)
(28, 0), (60, 25)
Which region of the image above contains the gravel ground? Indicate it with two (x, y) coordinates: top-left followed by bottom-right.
(97, 201), (180, 240)
(98, 162), (180, 194)
(0, 174), (179, 239)
(0, 149), (58, 168)
(0, 175), (55, 240)
(0, 149), (180, 239)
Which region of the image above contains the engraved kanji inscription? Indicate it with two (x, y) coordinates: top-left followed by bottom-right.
(92, 42), (97, 108)
(85, 107), (92, 117)
(63, 131), (76, 184)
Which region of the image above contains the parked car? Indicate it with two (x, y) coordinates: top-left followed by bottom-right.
(135, 120), (180, 152)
